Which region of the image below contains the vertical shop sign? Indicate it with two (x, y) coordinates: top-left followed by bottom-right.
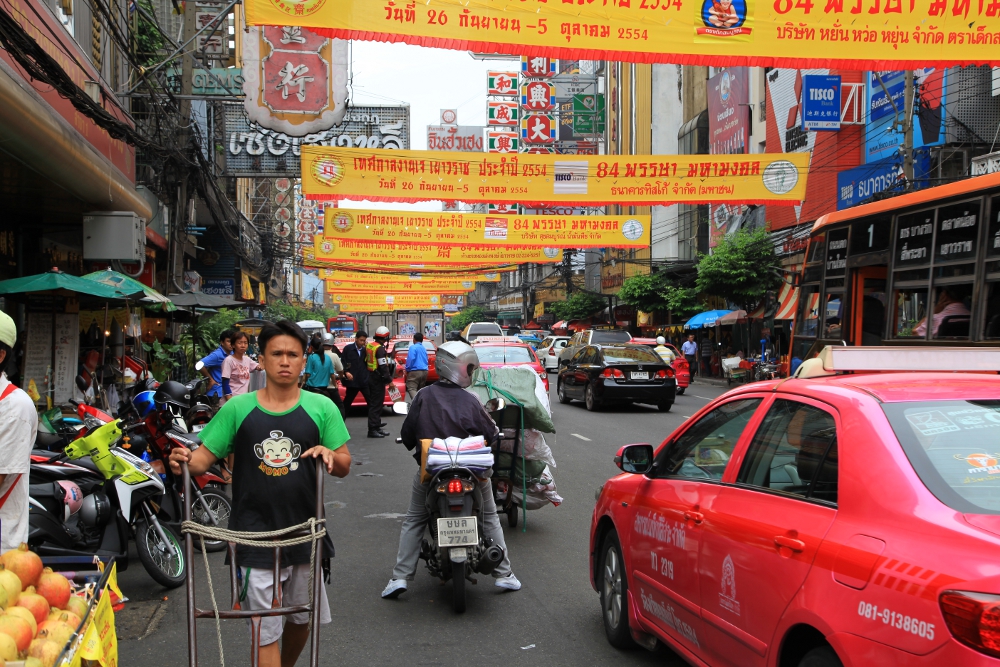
(802, 74), (842, 131)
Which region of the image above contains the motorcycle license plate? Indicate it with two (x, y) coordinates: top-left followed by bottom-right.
(437, 517), (477, 546)
(191, 423), (206, 432)
(387, 385), (402, 402)
(631, 372), (649, 380)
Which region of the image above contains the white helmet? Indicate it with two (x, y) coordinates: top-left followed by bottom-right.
(374, 326), (391, 342)
(435, 341), (480, 388)
(656, 336), (666, 345)
(322, 332), (335, 346)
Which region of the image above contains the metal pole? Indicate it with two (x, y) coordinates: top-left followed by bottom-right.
(903, 70), (915, 182)
(182, 461), (198, 667)
(309, 458), (325, 667)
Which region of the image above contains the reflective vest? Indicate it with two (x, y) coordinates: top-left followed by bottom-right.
(365, 341), (383, 371)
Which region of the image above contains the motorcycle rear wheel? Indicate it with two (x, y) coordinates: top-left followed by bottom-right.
(191, 488), (232, 553)
(452, 569), (466, 613)
(135, 519), (186, 588)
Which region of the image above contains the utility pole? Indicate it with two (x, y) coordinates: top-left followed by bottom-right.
(903, 70), (915, 182)
(172, 0), (198, 292)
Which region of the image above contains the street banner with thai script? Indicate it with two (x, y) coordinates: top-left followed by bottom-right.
(312, 237), (564, 265)
(300, 146), (809, 206)
(303, 256), (517, 272)
(325, 208), (651, 248)
(244, 0), (1000, 69)
(330, 294), (444, 311)
(318, 268), (502, 281)
(326, 278), (474, 293)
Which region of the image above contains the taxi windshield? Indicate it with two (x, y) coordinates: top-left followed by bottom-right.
(475, 346), (534, 364)
(883, 400), (1000, 514)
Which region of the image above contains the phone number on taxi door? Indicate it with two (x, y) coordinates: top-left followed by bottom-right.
(857, 601), (935, 639)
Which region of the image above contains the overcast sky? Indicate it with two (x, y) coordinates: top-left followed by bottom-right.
(341, 41), (516, 212)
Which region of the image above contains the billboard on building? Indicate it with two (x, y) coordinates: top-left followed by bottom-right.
(865, 69), (946, 164)
(708, 67), (748, 156)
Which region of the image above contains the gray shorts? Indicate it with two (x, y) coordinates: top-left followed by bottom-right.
(242, 564), (331, 646)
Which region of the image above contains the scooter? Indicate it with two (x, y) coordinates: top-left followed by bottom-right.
(27, 419), (187, 588)
(392, 401), (506, 613)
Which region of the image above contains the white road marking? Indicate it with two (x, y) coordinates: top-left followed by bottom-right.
(689, 395), (716, 400)
(571, 433), (592, 441)
(365, 512), (407, 519)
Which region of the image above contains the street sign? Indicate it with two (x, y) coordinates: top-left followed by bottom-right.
(521, 114), (556, 144)
(521, 81), (556, 111)
(487, 71), (518, 96)
(802, 74), (842, 131)
(521, 56), (556, 78)
(166, 68), (243, 96)
(572, 94), (605, 135)
(487, 100), (519, 126)
(486, 129), (519, 153)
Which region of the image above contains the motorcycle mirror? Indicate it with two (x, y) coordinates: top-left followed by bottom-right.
(391, 402), (408, 415)
(195, 360), (205, 372)
(484, 397), (506, 412)
(75, 375), (89, 392)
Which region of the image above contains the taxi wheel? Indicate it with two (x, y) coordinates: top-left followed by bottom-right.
(599, 532), (635, 649)
(557, 380), (572, 404)
(585, 384), (601, 411)
(676, 387), (685, 395)
(798, 646), (843, 667)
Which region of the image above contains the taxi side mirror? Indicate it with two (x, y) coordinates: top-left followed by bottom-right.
(614, 443), (654, 474)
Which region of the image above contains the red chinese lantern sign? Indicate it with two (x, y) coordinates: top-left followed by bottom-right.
(486, 130), (519, 153)
(487, 71), (518, 96)
(521, 56), (556, 78)
(487, 101), (519, 126)
(521, 81), (555, 111)
(521, 114), (556, 144)
(243, 26), (348, 136)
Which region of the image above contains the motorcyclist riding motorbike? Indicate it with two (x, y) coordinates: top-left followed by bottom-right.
(381, 341), (521, 599)
(366, 326), (394, 438)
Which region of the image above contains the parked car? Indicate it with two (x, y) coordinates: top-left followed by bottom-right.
(462, 321), (504, 343)
(538, 336), (571, 372)
(590, 346), (1000, 667)
(632, 337), (691, 396)
(387, 337), (438, 383)
(557, 344), (675, 412)
(516, 333), (544, 349)
(558, 327), (633, 369)
(471, 338), (549, 392)
(334, 340), (407, 409)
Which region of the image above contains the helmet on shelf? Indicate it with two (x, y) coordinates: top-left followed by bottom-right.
(435, 341), (480, 388)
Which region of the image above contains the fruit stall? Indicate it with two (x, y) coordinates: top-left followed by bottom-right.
(0, 545), (120, 667)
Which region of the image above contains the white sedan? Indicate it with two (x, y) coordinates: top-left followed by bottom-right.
(537, 336), (570, 372)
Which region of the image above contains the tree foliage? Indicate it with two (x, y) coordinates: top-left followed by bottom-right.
(549, 292), (606, 321)
(696, 228), (782, 313)
(617, 274), (705, 317)
(447, 306), (487, 332)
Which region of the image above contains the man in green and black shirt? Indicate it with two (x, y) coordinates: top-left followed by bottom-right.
(171, 320), (351, 667)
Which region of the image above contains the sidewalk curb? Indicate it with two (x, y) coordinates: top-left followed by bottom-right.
(687, 376), (731, 389)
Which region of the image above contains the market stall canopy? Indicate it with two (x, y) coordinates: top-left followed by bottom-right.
(684, 310), (733, 330)
(0, 269), (124, 299)
(552, 321), (567, 330)
(81, 270), (176, 312)
(717, 310), (749, 326)
(167, 293), (238, 309)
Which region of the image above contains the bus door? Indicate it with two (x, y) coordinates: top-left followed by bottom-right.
(851, 266), (888, 346)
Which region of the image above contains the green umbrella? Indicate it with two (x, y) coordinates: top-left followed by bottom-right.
(81, 270), (177, 312)
(0, 269), (124, 299)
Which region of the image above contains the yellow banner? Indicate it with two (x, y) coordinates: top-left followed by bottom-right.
(247, 0), (1000, 69)
(318, 268), (502, 282)
(313, 237), (563, 265)
(327, 279), (474, 293)
(326, 208), (651, 249)
(330, 294), (444, 311)
(301, 147), (808, 206)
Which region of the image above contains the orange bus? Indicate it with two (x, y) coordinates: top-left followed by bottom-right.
(791, 170), (1000, 370)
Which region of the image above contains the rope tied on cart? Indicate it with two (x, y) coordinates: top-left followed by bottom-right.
(181, 518), (327, 667)
(477, 369), (528, 532)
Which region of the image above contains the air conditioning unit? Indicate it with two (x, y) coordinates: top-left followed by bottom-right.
(83, 212), (146, 261)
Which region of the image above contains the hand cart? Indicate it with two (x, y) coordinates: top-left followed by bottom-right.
(488, 402), (524, 529)
(721, 357), (749, 385)
(181, 458), (327, 667)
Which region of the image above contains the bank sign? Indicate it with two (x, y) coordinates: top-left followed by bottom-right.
(802, 75), (841, 131)
(836, 156), (903, 210)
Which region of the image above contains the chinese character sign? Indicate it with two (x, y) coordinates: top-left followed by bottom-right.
(245, 0), (1000, 69)
(243, 26), (348, 136)
(521, 114), (556, 143)
(487, 71), (518, 96)
(486, 129), (519, 153)
(802, 74), (842, 130)
(488, 101), (519, 126)
(521, 81), (556, 111)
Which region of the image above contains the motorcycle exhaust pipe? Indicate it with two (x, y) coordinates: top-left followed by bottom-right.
(476, 543), (505, 575)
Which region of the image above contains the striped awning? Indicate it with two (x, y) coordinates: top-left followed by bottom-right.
(750, 282), (800, 320)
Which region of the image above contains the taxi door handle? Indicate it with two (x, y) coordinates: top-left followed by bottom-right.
(684, 511), (704, 524)
(774, 536), (805, 552)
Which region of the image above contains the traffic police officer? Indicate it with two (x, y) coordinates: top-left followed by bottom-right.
(365, 326), (394, 438)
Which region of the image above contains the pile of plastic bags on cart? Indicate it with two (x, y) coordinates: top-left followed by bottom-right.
(467, 366), (563, 509)
(426, 435), (495, 475)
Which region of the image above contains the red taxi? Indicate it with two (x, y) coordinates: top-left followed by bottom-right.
(472, 337), (549, 392)
(334, 343), (407, 408)
(386, 337), (438, 383)
(633, 338), (691, 396)
(590, 346), (1000, 667)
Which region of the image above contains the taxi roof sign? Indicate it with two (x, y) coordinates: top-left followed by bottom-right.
(473, 336), (524, 343)
(799, 346), (1000, 377)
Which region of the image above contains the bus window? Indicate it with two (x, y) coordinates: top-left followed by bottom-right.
(926, 285), (972, 339)
(796, 286), (820, 337)
(807, 234), (826, 264)
(984, 282), (1000, 340)
(893, 289), (928, 338)
(823, 294), (844, 340)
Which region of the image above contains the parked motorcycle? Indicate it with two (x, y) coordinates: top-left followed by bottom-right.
(392, 400), (506, 613)
(27, 418), (187, 588)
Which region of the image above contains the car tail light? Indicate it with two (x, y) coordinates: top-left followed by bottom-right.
(940, 590), (1000, 655)
(549, 347), (556, 356)
(655, 368), (674, 379)
(602, 368), (624, 378)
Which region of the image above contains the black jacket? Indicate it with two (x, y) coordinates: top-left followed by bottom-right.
(400, 382), (499, 464)
(341, 343), (369, 387)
